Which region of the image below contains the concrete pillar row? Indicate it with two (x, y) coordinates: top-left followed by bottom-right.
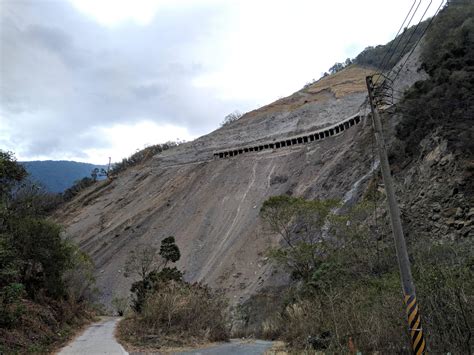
(214, 115), (362, 158)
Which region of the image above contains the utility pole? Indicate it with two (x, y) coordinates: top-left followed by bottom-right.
(107, 157), (111, 178)
(366, 75), (426, 355)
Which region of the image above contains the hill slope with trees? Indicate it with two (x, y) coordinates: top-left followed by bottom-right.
(21, 160), (105, 193)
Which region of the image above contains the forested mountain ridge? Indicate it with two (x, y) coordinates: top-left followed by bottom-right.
(21, 160), (106, 193)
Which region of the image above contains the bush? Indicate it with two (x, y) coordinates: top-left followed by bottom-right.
(62, 176), (96, 201)
(112, 296), (129, 317)
(110, 141), (181, 175)
(130, 267), (183, 312)
(118, 281), (229, 347)
(257, 195), (473, 353)
(0, 283), (26, 328)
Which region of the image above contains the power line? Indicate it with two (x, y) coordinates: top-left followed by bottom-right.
(374, 0), (423, 86)
(388, 0), (433, 74)
(375, 0), (418, 74)
(391, 0), (446, 83)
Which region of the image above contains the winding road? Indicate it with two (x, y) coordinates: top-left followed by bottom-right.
(58, 317), (127, 355)
(58, 317), (274, 355)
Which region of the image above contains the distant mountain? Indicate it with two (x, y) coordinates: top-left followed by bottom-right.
(20, 160), (106, 193)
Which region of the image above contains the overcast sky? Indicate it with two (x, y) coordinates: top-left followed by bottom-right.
(0, 0), (439, 164)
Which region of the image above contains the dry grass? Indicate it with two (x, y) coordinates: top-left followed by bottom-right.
(305, 65), (375, 98)
(117, 281), (229, 350)
(244, 65), (374, 118)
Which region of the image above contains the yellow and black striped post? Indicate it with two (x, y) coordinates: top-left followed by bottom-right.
(404, 294), (426, 354)
(366, 75), (426, 354)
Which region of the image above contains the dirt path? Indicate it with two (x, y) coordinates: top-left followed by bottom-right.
(58, 317), (128, 355)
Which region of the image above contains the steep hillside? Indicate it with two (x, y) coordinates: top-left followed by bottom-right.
(55, 54), (430, 308)
(21, 160), (105, 193)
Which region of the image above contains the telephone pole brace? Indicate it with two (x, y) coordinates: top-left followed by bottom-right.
(366, 75), (426, 355)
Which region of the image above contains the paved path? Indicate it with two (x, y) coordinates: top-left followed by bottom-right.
(58, 317), (128, 355)
(177, 339), (274, 355)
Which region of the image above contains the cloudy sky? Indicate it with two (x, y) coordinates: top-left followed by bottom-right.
(0, 0), (439, 164)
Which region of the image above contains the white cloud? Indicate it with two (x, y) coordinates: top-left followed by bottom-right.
(68, 0), (164, 27)
(1, 0), (443, 163)
(87, 120), (196, 164)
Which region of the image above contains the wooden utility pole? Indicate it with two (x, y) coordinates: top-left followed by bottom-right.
(366, 75), (426, 355)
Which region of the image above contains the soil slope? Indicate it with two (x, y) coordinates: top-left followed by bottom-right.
(56, 59), (427, 307)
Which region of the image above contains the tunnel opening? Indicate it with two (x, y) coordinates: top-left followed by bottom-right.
(275, 142), (281, 148)
(259, 146), (264, 151)
(286, 140), (291, 146)
(264, 144), (269, 149)
(349, 119), (355, 126)
(244, 148), (249, 152)
(324, 130), (329, 138)
(292, 138), (297, 144)
(355, 116), (361, 124)
(309, 135), (315, 141)
(329, 129), (334, 136)
(303, 136), (308, 143)
(335, 126), (339, 134)
(269, 143), (274, 149)
(297, 137), (303, 144)
(238, 149), (243, 154)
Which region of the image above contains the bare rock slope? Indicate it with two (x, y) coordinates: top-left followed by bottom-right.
(56, 63), (427, 307)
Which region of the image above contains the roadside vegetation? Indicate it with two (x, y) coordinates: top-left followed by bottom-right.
(117, 237), (229, 349)
(0, 150), (98, 353)
(238, 195), (472, 353)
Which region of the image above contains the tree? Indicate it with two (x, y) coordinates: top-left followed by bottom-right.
(220, 111), (243, 127)
(124, 245), (159, 280)
(160, 236), (180, 266)
(328, 62), (344, 74)
(124, 237), (183, 312)
(90, 168), (99, 181)
(0, 151), (27, 204)
(260, 196), (339, 284)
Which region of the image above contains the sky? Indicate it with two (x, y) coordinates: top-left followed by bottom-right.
(0, 0), (440, 164)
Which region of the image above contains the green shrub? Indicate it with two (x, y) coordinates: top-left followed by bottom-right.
(0, 283), (26, 328)
(112, 296), (129, 316)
